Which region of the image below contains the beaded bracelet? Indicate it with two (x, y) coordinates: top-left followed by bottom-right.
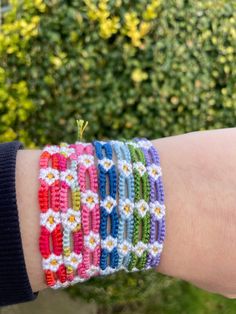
(135, 138), (166, 269)
(75, 142), (101, 279)
(93, 141), (119, 275)
(59, 142), (84, 284)
(126, 141), (151, 272)
(111, 140), (135, 270)
(38, 145), (67, 288)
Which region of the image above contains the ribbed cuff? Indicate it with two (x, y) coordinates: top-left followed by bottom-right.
(0, 141), (39, 306)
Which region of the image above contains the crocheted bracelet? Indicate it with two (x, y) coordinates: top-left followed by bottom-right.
(38, 137), (166, 288)
(38, 145), (67, 289)
(93, 141), (119, 275)
(135, 138), (166, 268)
(111, 140), (135, 270)
(75, 142), (101, 279)
(59, 142), (84, 285)
(126, 141), (151, 272)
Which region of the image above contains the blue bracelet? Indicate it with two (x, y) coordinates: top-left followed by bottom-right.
(111, 140), (135, 270)
(93, 141), (119, 275)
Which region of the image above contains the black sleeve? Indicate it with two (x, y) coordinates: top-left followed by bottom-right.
(0, 141), (39, 306)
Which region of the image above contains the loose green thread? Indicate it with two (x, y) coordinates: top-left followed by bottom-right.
(76, 119), (88, 141)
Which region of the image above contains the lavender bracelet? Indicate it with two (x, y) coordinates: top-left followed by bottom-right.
(135, 138), (166, 269)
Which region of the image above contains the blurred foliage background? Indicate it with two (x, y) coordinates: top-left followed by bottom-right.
(1, 0), (236, 313)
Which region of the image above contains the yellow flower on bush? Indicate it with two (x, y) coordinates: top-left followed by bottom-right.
(131, 68), (148, 83)
(100, 16), (120, 39)
(143, 0), (161, 20)
(84, 0), (120, 39)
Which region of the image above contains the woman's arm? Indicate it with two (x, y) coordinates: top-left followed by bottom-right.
(16, 128), (236, 297)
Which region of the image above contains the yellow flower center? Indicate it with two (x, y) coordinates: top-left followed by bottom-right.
(152, 169), (158, 175)
(106, 201), (113, 209)
(71, 257), (78, 263)
(66, 174), (73, 181)
(124, 205), (131, 213)
(68, 215), (75, 222)
(123, 165), (129, 172)
(107, 240), (113, 247)
(155, 207), (161, 214)
(89, 237), (95, 244)
(153, 247), (159, 253)
(48, 216), (54, 224)
(85, 159), (90, 164)
(123, 245), (128, 251)
(105, 161), (111, 168)
(47, 173), (54, 179)
(141, 206), (146, 212)
(50, 259), (58, 265)
(87, 196), (94, 204)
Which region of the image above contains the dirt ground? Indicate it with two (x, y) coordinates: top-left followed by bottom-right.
(1, 289), (97, 314)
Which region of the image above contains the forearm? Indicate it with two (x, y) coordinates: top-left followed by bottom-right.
(16, 128), (236, 296)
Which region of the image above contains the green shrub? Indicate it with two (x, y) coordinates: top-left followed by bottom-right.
(1, 0), (236, 312)
(1, 0), (236, 146)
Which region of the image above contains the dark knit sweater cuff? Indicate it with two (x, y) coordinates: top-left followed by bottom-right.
(0, 141), (39, 306)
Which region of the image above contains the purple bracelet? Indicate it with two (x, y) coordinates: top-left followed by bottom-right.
(134, 138), (166, 269)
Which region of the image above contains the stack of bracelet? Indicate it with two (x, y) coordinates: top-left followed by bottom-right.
(38, 138), (166, 288)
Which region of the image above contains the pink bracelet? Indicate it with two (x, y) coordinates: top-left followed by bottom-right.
(75, 142), (101, 279)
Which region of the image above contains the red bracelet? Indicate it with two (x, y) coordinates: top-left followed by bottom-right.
(38, 145), (67, 288)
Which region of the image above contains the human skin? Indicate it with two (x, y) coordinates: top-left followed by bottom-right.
(15, 128), (236, 298)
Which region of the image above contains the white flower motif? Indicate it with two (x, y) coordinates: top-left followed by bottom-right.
(133, 162), (146, 176)
(81, 190), (99, 210)
(110, 140), (120, 145)
(78, 154), (94, 168)
(98, 141), (107, 145)
(84, 231), (100, 250)
(147, 164), (162, 181)
(118, 240), (132, 256)
(51, 281), (62, 289)
(122, 265), (139, 273)
(133, 241), (147, 257)
(101, 235), (117, 252)
(86, 265), (100, 277)
(62, 281), (71, 288)
(100, 266), (117, 276)
(71, 276), (87, 284)
(39, 167), (59, 185)
(64, 252), (82, 269)
(51, 279), (71, 289)
(118, 160), (132, 177)
(148, 241), (163, 257)
(42, 253), (63, 272)
(101, 196), (117, 214)
(150, 201), (165, 220)
(136, 200), (149, 218)
(119, 199), (134, 219)
(99, 158), (114, 171)
(40, 208), (60, 232)
(60, 143), (76, 158)
(126, 141), (139, 148)
(43, 145), (59, 155)
(61, 169), (77, 187)
(75, 141), (90, 148)
(137, 140), (152, 149)
(61, 208), (81, 231)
